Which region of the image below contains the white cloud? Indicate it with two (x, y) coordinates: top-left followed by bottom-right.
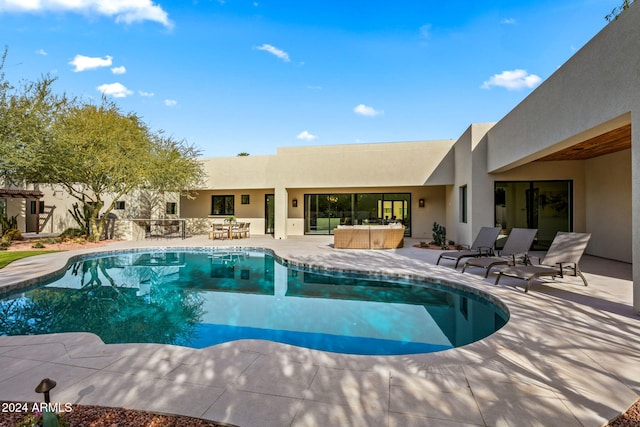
(481, 69), (542, 90)
(297, 130), (317, 141)
(96, 82), (132, 98)
(419, 23), (431, 39)
(0, 0), (173, 28)
(354, 104), (383, 117)
(256, 44), (290, 62)
(69, 54), (112, 72)
(501, 18), (516, 25)
(138, 90), (154, 97)
(111, 65), (126, 74)
(164, 99), (177, 107)
(35, 48), (47, 56)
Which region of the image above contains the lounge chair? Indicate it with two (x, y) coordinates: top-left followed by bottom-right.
(461, 228), (538, 277)
(494, 232), (591, 292)
(436, 226), (501, 268)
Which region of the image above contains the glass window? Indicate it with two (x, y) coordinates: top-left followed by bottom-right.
(166, 202), (177, 215)
(241, 194), (250, 204)
(30, 200), (45, 215)
(211, 195), (234, 215)
(304, 193), (410, 235)
(115, 201), (125, 210)
(460, 185), (467, 223)
(494, 180), (572, 249)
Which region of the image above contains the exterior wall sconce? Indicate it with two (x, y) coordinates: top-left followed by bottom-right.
(292, 199), (298, 208)
(418, 198), (425, 208)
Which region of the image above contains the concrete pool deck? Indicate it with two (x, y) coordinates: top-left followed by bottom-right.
(0, 235), (638, 427)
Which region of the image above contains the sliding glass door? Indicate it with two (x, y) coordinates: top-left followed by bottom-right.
(304, 193), (411, 235)
(495, 181), (572, 249)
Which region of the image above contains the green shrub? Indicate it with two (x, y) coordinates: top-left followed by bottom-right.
(59, 228), (85, 239)
(1, 236), (12, 247)
(3, 228), (23, 241)
(432, 222), (447, 248)
(31, 241), (46, 249)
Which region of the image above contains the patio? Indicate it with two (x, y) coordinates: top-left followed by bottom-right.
(0, 235), (638, 427)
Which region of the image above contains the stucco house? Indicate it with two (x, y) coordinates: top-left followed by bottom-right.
(182, 4), (639, 312)
(1, 3), (638, 311)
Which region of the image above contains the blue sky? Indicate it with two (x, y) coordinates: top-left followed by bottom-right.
(0, 0), (623, 157)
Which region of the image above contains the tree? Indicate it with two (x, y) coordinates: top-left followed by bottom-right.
(606, 0), (635, 21)
(0, 48), (65, 186)
(31, 98), (205, 241)
(2, 50), (205, 242)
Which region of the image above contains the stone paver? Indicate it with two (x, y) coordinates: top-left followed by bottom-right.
(0, 234), (638, 427)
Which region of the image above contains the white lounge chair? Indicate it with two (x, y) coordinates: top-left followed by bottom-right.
(494, 232), (591, 292)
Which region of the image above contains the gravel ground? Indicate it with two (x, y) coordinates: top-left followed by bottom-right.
(3, 238), (112, 252)
(608, 398), (640, 427)
(0, 399), (637, 426)
(0, 402), (233, 426)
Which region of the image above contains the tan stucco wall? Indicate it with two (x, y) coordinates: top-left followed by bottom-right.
(190, 140), (456, 239)
(5, 199), (26, 233)
(34, 185), (182, 238)
(180, 189), (272, 236)
(181, 189), (272, 219)
(40, 185), (95, 233)
(199, 156), (274, 189)
(448, 123), (496, 247)
(585, 149), (632, 262)
(198, 140), (456, 190)
(273, 140), (455, 188)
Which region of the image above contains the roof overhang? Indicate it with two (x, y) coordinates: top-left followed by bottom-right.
(0, 188), (44, 198)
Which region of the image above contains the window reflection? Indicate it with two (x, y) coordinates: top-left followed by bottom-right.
(304, 193), (410, 235)
(494, 180), (572, 249)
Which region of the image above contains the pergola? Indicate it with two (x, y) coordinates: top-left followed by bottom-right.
(0, 188), (44, 234)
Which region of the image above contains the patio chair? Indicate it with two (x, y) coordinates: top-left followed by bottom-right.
(461, 228), (538, 277)
(209, 223), (227, 240)
(436, 226), (501, 268)
(494, 232), (591, 292)
(231, 222), (246, 239)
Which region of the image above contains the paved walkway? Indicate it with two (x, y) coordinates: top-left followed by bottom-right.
(0, 235), (638, 427)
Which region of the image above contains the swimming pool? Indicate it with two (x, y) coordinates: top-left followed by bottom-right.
(0, 249), (508, 355)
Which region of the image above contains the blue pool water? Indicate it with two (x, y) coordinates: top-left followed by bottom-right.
(0, 250), (508, 355)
